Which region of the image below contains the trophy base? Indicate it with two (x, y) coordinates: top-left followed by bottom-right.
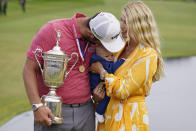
(49, 117), (63, 124)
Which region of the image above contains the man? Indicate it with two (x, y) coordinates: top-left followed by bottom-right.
(0, 0), (7, 15)
(19, 0), (26, 13)
(23, 12), (124, 131)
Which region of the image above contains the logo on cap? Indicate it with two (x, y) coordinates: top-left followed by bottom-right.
(92, 28), (102, 40)
(111, 33), (120, 40)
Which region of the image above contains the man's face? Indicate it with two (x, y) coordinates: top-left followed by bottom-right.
(84, 31), (100, 45)
(89, 36), (100, 45)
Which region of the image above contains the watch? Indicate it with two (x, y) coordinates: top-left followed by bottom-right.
(32, 103), (43, 111)
(100, 69), (107, 80)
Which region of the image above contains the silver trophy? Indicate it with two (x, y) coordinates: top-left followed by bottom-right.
(34, 30), (78, 124)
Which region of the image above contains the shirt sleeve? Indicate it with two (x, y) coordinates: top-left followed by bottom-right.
(111, 59), (125, 73)
(90, 73), (102, 94)
(26, 22), (55, 63)
(104, 47), (158, 100)
(90, 54), (115, 74)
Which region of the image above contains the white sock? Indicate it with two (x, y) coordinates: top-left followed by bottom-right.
(95, 112), (104, 123)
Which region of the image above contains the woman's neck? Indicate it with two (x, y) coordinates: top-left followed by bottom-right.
(119, 40), (139, 59)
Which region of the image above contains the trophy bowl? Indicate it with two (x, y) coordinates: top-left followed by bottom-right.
(43, 53), (68, 88)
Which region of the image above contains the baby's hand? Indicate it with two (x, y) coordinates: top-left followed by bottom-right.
(90, 61), (104, 74)
(92, 83), (105, 103)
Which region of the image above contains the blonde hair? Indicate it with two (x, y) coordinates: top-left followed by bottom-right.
(122, 0), (164, 82)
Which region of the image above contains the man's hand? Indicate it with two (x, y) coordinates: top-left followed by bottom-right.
(23, 58), (55, 126)
(93, 83), (105, 103)
(34, 106), (55, 126)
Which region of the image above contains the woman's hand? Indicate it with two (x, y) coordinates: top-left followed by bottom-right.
(90, 61), (104, 74)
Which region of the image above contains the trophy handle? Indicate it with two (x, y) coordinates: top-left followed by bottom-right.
(34, 48), (44, 75)
(64, 52), (78, 78)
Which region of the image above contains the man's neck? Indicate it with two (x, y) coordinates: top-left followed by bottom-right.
(76, 17), (89, 38)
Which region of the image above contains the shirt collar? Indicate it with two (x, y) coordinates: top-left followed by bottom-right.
(72, 13), (87, 39)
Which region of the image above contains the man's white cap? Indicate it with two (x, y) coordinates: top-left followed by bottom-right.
(89, 12), (125, 53)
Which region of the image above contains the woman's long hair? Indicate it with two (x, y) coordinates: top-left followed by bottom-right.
(122, 0), (164, 82)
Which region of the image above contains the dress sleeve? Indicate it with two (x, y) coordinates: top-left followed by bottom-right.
(105, 48), (158, 100)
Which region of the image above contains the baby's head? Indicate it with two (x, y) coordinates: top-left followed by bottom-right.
(96, 44), (114, 62)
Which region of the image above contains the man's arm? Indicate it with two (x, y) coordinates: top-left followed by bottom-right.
(23, 57), (54, 126)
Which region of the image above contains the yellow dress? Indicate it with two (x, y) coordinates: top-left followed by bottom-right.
(97, 43), (158, 131)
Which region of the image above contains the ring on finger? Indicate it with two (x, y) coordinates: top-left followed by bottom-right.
(98, 88), (102, 93)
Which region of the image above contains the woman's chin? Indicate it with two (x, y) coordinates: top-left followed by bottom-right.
(122, 35), (127, 40)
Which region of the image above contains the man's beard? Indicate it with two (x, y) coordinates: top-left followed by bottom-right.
(83, 36), (97, 45)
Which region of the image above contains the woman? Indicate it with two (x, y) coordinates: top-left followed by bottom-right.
(91, 1), (164, 131)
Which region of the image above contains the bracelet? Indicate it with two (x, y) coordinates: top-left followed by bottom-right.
(91, 96), (98, 104)
(100, 69), (107, 80)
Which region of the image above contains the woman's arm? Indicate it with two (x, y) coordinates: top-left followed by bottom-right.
(105, 49), (158, 100)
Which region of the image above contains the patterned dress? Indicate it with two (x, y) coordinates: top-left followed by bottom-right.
(97, 43), (158, 131)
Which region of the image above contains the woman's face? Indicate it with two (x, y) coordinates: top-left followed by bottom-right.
(120, 15), (127, 39)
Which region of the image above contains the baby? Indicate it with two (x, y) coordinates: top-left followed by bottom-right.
(90, 44), (125, 123)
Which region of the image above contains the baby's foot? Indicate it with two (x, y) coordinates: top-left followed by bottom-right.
(95, 112), (104, 123)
